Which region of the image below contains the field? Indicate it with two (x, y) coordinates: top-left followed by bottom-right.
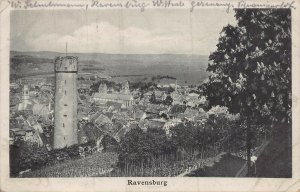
(20, 152), (118, 178)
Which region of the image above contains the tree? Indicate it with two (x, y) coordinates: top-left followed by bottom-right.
(10, 140), (49, 176)
(149, 92), (157, 104)
(118, 127), (152, 166)
(163, 95), (173, 106)
(170, 122), (199, 152)
(118, 127), (175, 168)
(140, 91), (144, 99)
(147, 128), (176, 156)
(202, 9), (291, 174)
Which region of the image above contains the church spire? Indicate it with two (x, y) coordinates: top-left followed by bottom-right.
(122, 81), (130, 94)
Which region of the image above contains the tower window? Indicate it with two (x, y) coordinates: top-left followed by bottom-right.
(63, 123), (65, 128)
(65, 90), (66, 95)
(65, 80), (66, 84)
(64, 115), (67, 117)
(64, 104), (68, 106)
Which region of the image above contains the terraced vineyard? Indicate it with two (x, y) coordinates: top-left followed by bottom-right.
(20, 152), (118, 178)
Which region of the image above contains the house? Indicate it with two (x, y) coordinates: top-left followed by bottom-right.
(11, 115), (28, 128)
(10, 83), (19, 90)
(185, 93), (200, 107)
(32, 103), (52, 119)
(9, 127), (34, 143)
(154, 91), (167, 101)
(89, 112), (112, 126)
(157, 78), (176, 88)
(179, 108), (200, 121)
(31, 131), (44, 147)
(78, 82), (90, 93)
(26, 116), (43, 132)
(77, 105), (90, 121)
(133, 110), (147, 121)
(24, 127), (34, 141)
(112, 112), (131, 125)
(139, 119), (166, 131)
(194, 108), (209, 124)
(40, 84), (54, 92)
(143, 91), (153, 102)
(106, 101), (122, 112)
(169, 105), (187, 119)
(144, 104), (168, 115)
(199, 96), (207, 105)
(188, 92), (199, 98)
(93, 114), (113, 127)
(171, 92), (186, 105)
(10, 128), (26, 142)
(10, 96), (21, 108)
(163, 119), (182, 136)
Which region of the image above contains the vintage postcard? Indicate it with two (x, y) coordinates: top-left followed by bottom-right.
(0, 0), (300, 191)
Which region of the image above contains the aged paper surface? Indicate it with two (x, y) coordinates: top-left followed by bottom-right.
(0, 0), (300, 191)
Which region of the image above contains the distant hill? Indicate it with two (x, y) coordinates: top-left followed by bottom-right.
(11, 51), (208, 66)
(10, 51), (210, 85)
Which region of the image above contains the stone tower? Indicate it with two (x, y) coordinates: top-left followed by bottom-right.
(53, 56), (78, 149)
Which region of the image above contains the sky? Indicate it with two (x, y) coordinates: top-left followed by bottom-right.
(11, 9), (237, 55)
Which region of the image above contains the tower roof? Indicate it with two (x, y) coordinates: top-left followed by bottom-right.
(55, 56), (78, 72)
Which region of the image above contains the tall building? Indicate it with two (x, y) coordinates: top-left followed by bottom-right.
(93, 81), (134, 108)
(53, 56), (78, 149)
(17, 85), (33, 111)
(122, 81), (130, 94)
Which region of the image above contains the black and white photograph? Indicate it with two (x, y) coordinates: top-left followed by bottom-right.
(7, 8), (293, 178)
(1, 0), (299, 191)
